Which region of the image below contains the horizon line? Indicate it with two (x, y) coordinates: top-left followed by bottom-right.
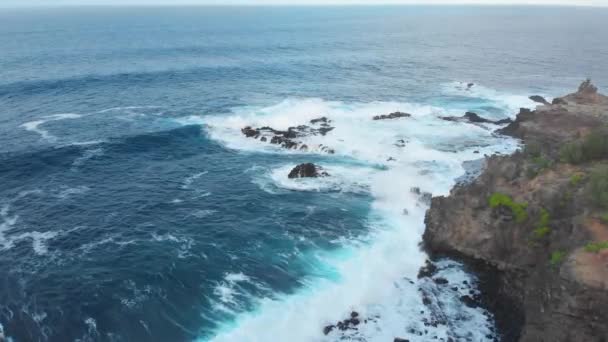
(1, 3), (607, 8)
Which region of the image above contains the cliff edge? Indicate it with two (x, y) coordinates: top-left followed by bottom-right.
(424, 80), (608, 342)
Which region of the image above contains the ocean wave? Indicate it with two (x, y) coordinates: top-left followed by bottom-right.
(201, 92), (525, 341)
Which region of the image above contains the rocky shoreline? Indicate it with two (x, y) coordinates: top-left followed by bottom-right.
(424, 80), (608, 341)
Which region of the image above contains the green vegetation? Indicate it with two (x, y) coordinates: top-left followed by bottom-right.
(532, 208), (551, 239)
(601, 213), (608, 224)
(550, 250), (567, 266)
(588, 167), (608, 208)
(533, 226), (551, 239)
(489, 192), (528, 223)
(570, 173), (585, 186)
(526, 156), (554, 178)
(560, 128), (608, 164)
(584, 241), (608, 253)
(538, 208), (550, 227)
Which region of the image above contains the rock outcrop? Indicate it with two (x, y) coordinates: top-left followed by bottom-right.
(288, 163), (329, 179)
(529, 95), (550, 105)
(373, 111), (412, 120)
(241, 117), (335, 153)
(424, 81), (608, 342)
(441, 111), (512, 125)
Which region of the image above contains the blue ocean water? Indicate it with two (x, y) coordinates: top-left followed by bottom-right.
(0, 5), (607, 342)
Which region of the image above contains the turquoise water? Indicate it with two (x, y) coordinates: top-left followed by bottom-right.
(0, 5), (606, 342)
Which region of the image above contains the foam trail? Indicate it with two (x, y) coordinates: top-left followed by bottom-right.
(21, 113), (82, 142)
(197, 86), (526, 342)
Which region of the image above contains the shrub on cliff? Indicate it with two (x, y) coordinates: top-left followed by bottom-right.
(584, 241), (608, 253)
(560, 128), (608, 164)
(533, 208), (551, 239)
(588, 167), (608, 208)
(550, 250), (566, 266)
(489, 192), (528, 223)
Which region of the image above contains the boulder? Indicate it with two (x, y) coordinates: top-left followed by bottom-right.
(288, 163), (329, 179)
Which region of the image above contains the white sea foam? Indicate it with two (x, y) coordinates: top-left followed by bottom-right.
(56, 185), (90, 199)
(197, 86), (528, 341)
(21, 113), (82, 142)
(0, 192), (62, 255)
(71, 148), (104, 170)
(182, 171), (209, 189)
(442, 81), (540, 114)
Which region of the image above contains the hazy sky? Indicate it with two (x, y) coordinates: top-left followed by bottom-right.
(2, 0), (607, 7)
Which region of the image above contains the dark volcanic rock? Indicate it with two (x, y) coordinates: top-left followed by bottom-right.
(240, 117), (335, 152)
(441, 112), (512, 125)
(373, 111), (412, 120)
(394, 338), (410, 342)
(310, 117), (330, 125)
(288, 163), (329, 179)
(529, 95), (550, 105)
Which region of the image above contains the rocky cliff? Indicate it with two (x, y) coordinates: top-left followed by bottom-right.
(424, 80), (608, 342)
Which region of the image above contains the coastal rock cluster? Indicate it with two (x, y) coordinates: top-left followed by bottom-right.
(424, 80), (608, 341)
(241, 116), (335, 153)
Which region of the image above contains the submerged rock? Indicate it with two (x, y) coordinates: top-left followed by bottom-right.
(288, 163), (329, 179)
(373, 111), (412, 120)
(323, 311), (363, 335)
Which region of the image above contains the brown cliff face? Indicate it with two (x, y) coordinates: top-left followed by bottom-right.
(424, 81), (608, 342)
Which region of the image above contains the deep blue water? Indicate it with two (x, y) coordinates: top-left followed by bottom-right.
(0, 5), (607, 342)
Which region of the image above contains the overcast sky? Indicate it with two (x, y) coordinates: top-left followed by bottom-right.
(2, 0), (607, 7)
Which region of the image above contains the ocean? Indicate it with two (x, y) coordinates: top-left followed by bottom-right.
(0, 5), (607, 342)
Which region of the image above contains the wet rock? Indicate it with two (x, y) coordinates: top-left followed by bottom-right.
(373, 111), (412, 120)
(395, 139), (407, 147)
(394, 338), (410, 342)
(411, 187), (432, 204)
(288, 163), (329, 179)
(241, 126), (259, 138)
(433, 277), (449, 285)
(240, 118), (335, 152)
(529, 95), (550, 105)
(310, 117), (330, 125)
(459, 295), (479, 308)
(323, 325), (335, 335)
(441, 112), (512, 125)
(418, 260), (438, 279)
